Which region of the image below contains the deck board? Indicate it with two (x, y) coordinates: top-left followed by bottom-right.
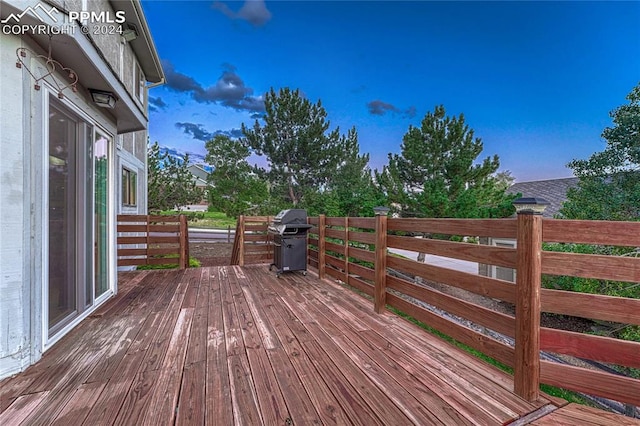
(0, 265), (637, 425)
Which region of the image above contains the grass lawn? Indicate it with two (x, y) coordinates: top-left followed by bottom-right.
(161, 210), (237, 229)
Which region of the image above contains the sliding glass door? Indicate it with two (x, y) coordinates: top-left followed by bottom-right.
(48, 103), (78, 329)
(47, 98), (111, 338)
(94, 132), (110, 299)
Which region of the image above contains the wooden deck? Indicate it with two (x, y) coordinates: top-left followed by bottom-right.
(0, 266), (637, 425)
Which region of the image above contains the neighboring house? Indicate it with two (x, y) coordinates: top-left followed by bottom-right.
(478, 177), (579, 282)
(0, 0), (163, 379)
(178, 163), (210, 210)
(188, 163), (210, 194)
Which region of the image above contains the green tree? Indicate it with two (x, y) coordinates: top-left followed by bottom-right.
(147, 142), (203, 212)
(561, 82), (640, 220)
(241, 88), (344, 206)
(376, 105), (515, 219)
(309, 128), (385, 217)
(550, 84), (640, 347)
(204, 135), (270, 218)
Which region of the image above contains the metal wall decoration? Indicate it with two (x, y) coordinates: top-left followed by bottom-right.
(15, 36), (78, 99)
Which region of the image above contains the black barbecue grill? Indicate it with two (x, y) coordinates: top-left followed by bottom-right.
(268, 209), (312, 277)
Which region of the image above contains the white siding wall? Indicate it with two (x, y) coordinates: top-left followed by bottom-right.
(0, 0), (156, 379)
(0, 33), (123, 378)
(0, 34), (29, 377)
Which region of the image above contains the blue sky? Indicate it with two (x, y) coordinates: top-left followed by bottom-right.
(142, 0), (640, 182)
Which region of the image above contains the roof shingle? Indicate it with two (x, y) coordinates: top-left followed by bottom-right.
(508, 177), (579, 217)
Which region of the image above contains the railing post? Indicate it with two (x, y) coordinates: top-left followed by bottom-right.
(179, 214), (189, 269)
(513, 197), (548, 401)
(318, 215), (326, 279)
(145, 214), (151, 266)
(238, 215), (246, 267)
(344, 217), (349, 281)
(373, 207), (389, 314)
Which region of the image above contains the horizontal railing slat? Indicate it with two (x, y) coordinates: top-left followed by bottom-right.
(387, 235), (516, 268)
(325, 241), (345, 254)
(543, 218), (640, 246)
(386, 275), (515, 338)
(325, 228), (346, 240)
(542, 251), (640, 283)
(348, 246), (375, 264)
(325, 266), (346, 282)
(347, 262), (375, 281)
(540, 328), (640, 369)
(325, 254), (344, 270)
(326, 217), (346, 226)
(387, 255), (517, 304)
(244, 225), (268, 232)
(387, 218), (517, 238)
(541, 361), (640, 407)
(118, 247), (180, 257)
(541, 288), (640, 326)
(348, 230), (375, 245)
(346, 217), (375, 229)
(117, 236), (179, 245)
(387, 294), (515, 368)
(245, 234), (271, 242)
(347, 275), (374, 296)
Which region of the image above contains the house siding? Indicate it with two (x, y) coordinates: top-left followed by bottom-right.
(0, 0), (160, 377)
(0, 33), (30, 378)
(86, 0), (122, 85)
(0, 37), (121, 377)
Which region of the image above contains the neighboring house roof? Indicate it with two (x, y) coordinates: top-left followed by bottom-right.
(508, 177), (579, 218)
(188, 164), (210, 181)
(187, 164), (209, 187)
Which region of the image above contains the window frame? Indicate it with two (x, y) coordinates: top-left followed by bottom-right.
(121, 166), (138, 207)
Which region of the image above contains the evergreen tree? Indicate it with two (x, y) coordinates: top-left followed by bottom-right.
(147, 142), (203, 212)
(204, 135), (270, 218)
(241, 88), (344, 206)
(561, 83), (640, 220)
(320, 128), (385, 217)
(376, 105), (514, 218)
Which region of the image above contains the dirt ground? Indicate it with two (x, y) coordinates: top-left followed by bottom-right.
(189, 241), (233, 266)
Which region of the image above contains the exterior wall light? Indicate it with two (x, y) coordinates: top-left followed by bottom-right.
(89, 89), (117, 108)
(122, 28), (138, 42)
(512, 197), (550, 215)
(373, 206), (390, 216)
(122, 23), (139, 42)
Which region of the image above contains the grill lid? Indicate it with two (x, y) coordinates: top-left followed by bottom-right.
(273, 209), (308, 225)
(269, 209), (312, 235)
(268, 223), (313, 235)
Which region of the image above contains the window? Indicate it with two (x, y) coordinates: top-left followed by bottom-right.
(134, 62), (145, 104)
(122, 167), (137, 206)
(491, 240), (516, 282)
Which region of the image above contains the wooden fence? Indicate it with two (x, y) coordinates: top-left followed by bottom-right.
(232, 213), (640, 407)
(117, 215), (189, 269)
(230, 215), (273, 266)
(306, 214), (640, 407)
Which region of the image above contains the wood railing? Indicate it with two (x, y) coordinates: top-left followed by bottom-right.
(230, 215), (273, 266)
(304, 214), (640, 407)
(117, 215), (189, 269)
(231, 213), (640, 406)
